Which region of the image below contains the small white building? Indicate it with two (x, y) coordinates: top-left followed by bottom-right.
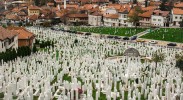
(151, 10), (170, 27)
(118, 9), (129, 26)
(105, 7), (118, 15)
(103, 14), (119, 26)
(88, 12), (103, 26)
(0, 26), (18, 52)
(171, 8), (183, 26)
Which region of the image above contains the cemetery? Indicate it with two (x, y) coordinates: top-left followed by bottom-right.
(141, 28), (183, 43)
(0, 26), (183, 100)
(70, 26), (146, 37)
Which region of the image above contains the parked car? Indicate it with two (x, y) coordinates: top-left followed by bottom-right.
(167, 43), (177, 46)
(77, 32), (84, 35)
(123, 37), (129, 40)
(107, 35), (114, 38)
(114, 36), (121, 39)
(149, 40), (157, 44)
(85, 32), (91, 35)
(136, 39), (145, 42)
(131, 36), (137, 40)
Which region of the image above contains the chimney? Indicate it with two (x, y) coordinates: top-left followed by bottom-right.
(64, 0), (66, 9)
(4, 0), (7, 10)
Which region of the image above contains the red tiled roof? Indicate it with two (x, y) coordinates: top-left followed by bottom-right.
(152, 10), (169, 17)
(174, 2), (183, 8)
(28, 5), (40, 10)
(139, 10), (154, 18)
(0, 26), (18, 41)
(141, 6), (158, 11)
(6, 14), (22, 21)
(28, 14), (39, 21)
(104, 14), (119, 19)
(172, 8), (183, 15)
(7, 27), (35, 40)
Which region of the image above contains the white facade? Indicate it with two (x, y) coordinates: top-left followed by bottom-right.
(88, 15), (102, 26)
(119, 13), (128, 26)
(105, 8), (117, 15)
(103, 18), (119, 26)
(119, 0), (131, 4)
(151, 15), (168, 27)
(172, 14), (183, 26)
(0, 35), (18, 53)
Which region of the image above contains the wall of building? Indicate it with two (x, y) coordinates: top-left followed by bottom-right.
(88, 15), (102, 26)
(172, 14), (183, 26)
(151, 15), (164, 26)
(28, 9), (40, 16)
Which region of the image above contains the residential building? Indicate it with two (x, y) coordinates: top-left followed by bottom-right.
(7, 27), (35, 48)
(151, 10), (170, 27)
(139, 10), (154, 26)
(88, 11), (103, 26)
(103, 14), (119, 26)
(105, 7), (118, 15)
(67, 14), (88, 25)
(118, 5), (131, 26)
(28, 5), (40, 16)
(171, 8), (183, 26)
(0, 26), (18, 52)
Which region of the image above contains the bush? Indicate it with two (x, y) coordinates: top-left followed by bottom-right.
(33, 44), (37, 53)
(0, 46), (31, 63)
(176, 59), (183, 71)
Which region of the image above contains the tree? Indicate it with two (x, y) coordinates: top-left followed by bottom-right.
(128, 6), (143, 28)
(159, 0), (168, 11)
(34, 0), (40, 6)
(175, 53), (183, 71)
(33, 44), (37, 53)
(152, 51), (165, 68)
(179, 19), (183, 42)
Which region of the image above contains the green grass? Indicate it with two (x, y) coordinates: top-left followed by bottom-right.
(70, 26), (146, 37)
(141, 28), (183, 43)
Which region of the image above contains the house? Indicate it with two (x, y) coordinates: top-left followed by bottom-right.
(151, 10), (170, 27)
(118, 5), (131, 26)
(139, 10), (154, 26)
(171, 8), (183, 26)
(103, 14), (119, 26)
(174, 2), (183, 8)
(28, 5), (40, 16)
(0, 26), (18, 52)
(119, 0), (131, 4)
(67, 14), (88, 25)
(105, 7), (118, 15)
(88, 11), (103, 26)
(7, 27), (35, 48)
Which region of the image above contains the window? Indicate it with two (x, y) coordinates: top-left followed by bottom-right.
(2, 43), (3, 48)
(158, 19), (161, 21)
(175, 16), (177, 19)
(180, 17), (182, 19)
(153, 19), (156, 21)
(124, 15), (127, 18)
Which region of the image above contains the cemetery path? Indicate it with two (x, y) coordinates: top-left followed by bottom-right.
(134, 28), (160, 38)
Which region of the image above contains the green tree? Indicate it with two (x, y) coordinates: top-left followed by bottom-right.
(34, 0), (40, 6)
(33, 44), (37, 53)
(152, 51), (165, 68)
(159, 0), (168, 11)
(175, 53), (183, 71)
(128, 6), (143, 28)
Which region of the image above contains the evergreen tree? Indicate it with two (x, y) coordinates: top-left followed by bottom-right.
(34, 0), (40, 6)
(33, 45), (37, 53)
